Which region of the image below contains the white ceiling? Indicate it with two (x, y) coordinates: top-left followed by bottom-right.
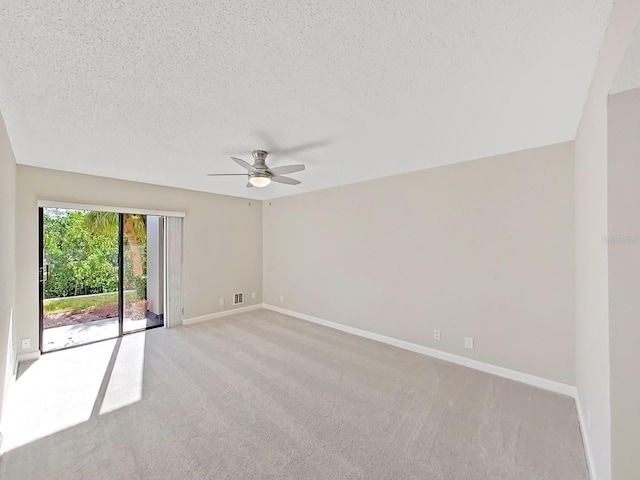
(0, 1), (613, 200)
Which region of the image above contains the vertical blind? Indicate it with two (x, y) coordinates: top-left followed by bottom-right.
(164, 216), (183, 328)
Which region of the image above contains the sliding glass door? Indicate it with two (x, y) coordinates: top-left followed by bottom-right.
(39, 208), (164, 352)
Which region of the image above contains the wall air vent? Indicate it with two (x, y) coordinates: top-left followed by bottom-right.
(233, 292), (244, 305)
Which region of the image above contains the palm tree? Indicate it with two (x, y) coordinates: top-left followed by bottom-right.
(84, 212), (147, 277)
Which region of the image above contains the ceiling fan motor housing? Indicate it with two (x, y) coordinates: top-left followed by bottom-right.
(252, 150), (268, 170)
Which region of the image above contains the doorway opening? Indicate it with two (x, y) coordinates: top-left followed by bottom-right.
(39, 208), (165, 352)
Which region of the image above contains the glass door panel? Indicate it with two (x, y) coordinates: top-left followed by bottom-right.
(41, 208), (119, 351)
(122, 213), (149, 333)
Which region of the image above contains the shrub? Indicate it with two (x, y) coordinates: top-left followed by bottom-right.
(44, 209), (119, 298)
(43, 209), (147, 299)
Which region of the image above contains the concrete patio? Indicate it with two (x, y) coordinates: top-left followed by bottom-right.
(42, 314), (163, 351)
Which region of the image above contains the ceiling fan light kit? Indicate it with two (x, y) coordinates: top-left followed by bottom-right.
(208, 149), (305, 188)
(249, 173), (271, 188)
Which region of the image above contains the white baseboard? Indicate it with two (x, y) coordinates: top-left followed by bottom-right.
(575, 395), (596, 480)
(183, 304), (263, 325)
(263, 304), (578, 398)
(16, 351), (41, 364)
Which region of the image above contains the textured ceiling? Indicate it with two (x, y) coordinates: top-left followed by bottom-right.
(0, 1), (613, 200)
(611, 23), (640, 94)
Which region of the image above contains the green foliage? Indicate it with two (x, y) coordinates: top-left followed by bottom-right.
(44, 209), (118, 298)
(43, 209), (148, 299)
(83, 211), (119, 238)
(84, 212), (147, 245)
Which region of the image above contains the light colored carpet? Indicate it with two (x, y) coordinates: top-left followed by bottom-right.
(0, 309), (588, 479)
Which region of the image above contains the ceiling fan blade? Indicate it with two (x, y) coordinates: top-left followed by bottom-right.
(254, 132), (328, 156)
(207, 173), (247, 176)
(268, 140), (328, 156)
(231, 157), (258, 173)
(267, 164), (305, 176)
(246, 182), (254, 188)
(271, 175), (301, 185)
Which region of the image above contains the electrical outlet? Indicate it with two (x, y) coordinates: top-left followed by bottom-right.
(464, 336), (474, 349)
(219, 298), (224, 306)
(251, 292), (256, 299)
(280, 295), (284, 303)
(433, 329), (441, 341)
(21, 338), (31, 349)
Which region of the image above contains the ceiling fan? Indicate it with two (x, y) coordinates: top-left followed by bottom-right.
(208, 150), (305, 188)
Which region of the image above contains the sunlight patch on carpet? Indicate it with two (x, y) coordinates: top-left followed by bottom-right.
(99, 333), (145, 415)
(1, 340), (114, 452)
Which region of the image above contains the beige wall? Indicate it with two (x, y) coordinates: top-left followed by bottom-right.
(574, 3), (640, 479)
(0, 112), (17, 438)
(264, 143), (575, 384)
(607, 87), (640, 479)
(15, 166), (263, 354)
(574, 42), (612, 480)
